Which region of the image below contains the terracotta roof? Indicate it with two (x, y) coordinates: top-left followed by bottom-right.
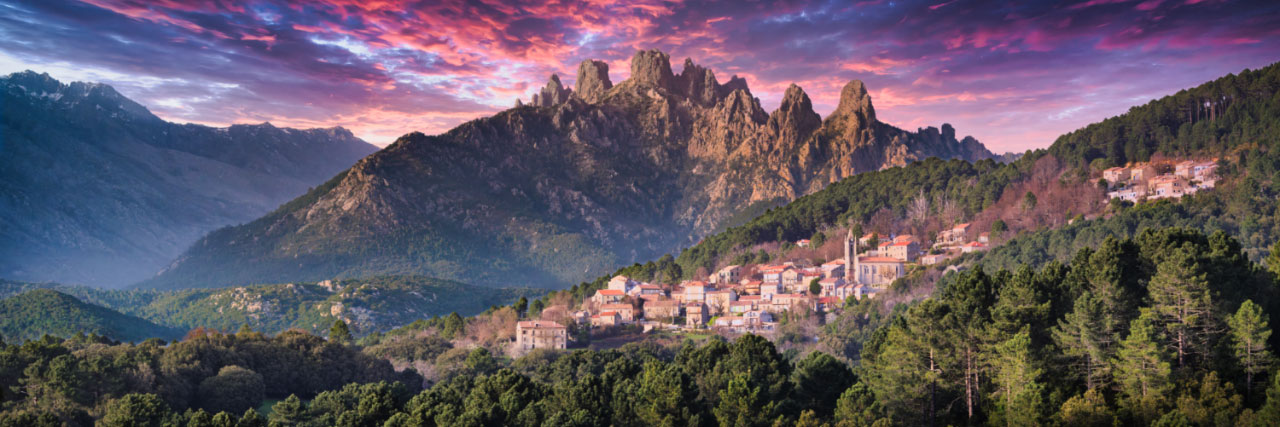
(822, 259), (847, 266)
(963, 242), (987, 248)
(596, 311), (618, 317)
(891, 241), (913, 246)
(858, 256), (904, 263)
(596, 289), (624, 296)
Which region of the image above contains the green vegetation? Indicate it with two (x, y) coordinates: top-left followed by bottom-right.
(4, 228), (1280, 425)
(0, 276), (533, 337)
(0, 289), (179, 342)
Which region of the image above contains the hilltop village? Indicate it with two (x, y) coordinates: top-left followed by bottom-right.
(516, 157), (1223, 352)
(1103, 159), (1219, 203)
(515, 224), (995, 351)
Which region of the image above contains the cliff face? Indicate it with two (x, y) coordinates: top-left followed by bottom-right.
(143, 49), (993, 290)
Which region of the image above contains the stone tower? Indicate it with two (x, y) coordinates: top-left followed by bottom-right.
(845, 229), (859, 285)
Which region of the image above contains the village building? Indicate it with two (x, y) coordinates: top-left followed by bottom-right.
(938, 223), (970, 245)
(729, 300), (755, 314)
(685, 303), (708, 327)
(858, 233), (877, 247)
(1149, 175), (1190, 199)
(1103, 167), (1130, 185)
(600, 303), (636, 322)
(820, 259), (846, 278)
(815, 296), (841, 312)
(516, 320), (567, 351)
(607, 275), (637, 293)
(683, 281), (708, 302)
(796, 239), (811, 248)
(759, 280), (781, 300)
(962, 241), (989, 253)
(713, 265), (742, 284)
(850, 256), (906, 286)
(643, 299), (682, 320)
(591, 311), (620, 327)
(818, 277), (846, 296)
(1175, 161), (1196, 178)
(978, 232), (990, 244)
(884, 240), (919, 262)
(845, 229), (907, 286)
(920, 252), (954, 266)
(739, 279), (762, 296)
(591, 289), (625, 305)
(705, 289), (738, 314)
(1130, 164), (1157, 184)
(759, 265), (790, 285)
(1109, 184), (1147, 202)
(631, 283), (664, 297)
(833, 283), (858, 301)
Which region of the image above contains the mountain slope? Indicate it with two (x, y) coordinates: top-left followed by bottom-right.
(142, 49), (993, 290)
(0, 277), (531, 336)
(0, 71), (379, 287)
(0, 289), (180, 342)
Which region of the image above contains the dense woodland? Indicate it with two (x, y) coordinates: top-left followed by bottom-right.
(3, 229), (1280, 426)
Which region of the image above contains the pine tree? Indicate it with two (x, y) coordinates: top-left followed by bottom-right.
(1147, 247), (1217, 369)
(328, 319), (352, 345)
(1113, 309), (1172, 424)
(990, 328), (1044, 426)
(1053, 292), (1111, 390)
(1228, 300), (1274, 399)
(269, 394), (307, 426)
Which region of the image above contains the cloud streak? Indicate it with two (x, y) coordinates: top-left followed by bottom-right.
(1, 0), (1277, 151)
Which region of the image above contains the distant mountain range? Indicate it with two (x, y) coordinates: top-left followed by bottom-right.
(140, 49), (995, 290)
(0, 71), (379, 287)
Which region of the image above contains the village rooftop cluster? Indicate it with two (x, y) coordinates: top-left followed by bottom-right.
(1103, 159), (1218, 203)
(516, 225), (996, 351)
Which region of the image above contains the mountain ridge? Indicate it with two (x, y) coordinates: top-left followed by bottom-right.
(0, 71), (379, 287)
(141, 49), (994, 290)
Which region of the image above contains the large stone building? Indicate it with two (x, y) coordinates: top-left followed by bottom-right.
(516, 320), (567, 351)
(845, 229), (906, 286)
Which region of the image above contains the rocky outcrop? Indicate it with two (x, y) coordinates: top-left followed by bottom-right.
(529, 74), (573, 107)
(574, 60), (612, 103)
(629, 49), (675, 89)
(148, 49), (993, 291)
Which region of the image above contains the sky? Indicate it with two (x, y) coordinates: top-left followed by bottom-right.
(1, 1), (1277, 152)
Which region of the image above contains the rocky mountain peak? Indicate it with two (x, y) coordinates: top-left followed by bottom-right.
(530, 74), (573, 107)
(629, 49), (675, 89)
(575, 60), (612, 102)
(833, 79), (876, 124)
(768, 84), (821, 141)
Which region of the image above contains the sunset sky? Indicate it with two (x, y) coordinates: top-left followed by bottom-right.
(2, 0), (1277, 152)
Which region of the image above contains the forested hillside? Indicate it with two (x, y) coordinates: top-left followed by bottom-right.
(2, 229), (1280, 426)
(0, 290), (179, 342)
(0, 276), (532, 338)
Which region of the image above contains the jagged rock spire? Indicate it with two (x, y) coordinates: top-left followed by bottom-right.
(833, 80), (876, 124)
(530, 74), (573, 107)
(575, 60), (612, 103)
(768, 84), (821, 144)
(629, 49), (674, 89)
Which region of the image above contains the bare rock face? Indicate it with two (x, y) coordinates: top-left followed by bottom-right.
(574, 60), (612, 103)
(150, 49), (995, 291)
(629, 49), (675, 89)
(530, 74), (573, 107)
